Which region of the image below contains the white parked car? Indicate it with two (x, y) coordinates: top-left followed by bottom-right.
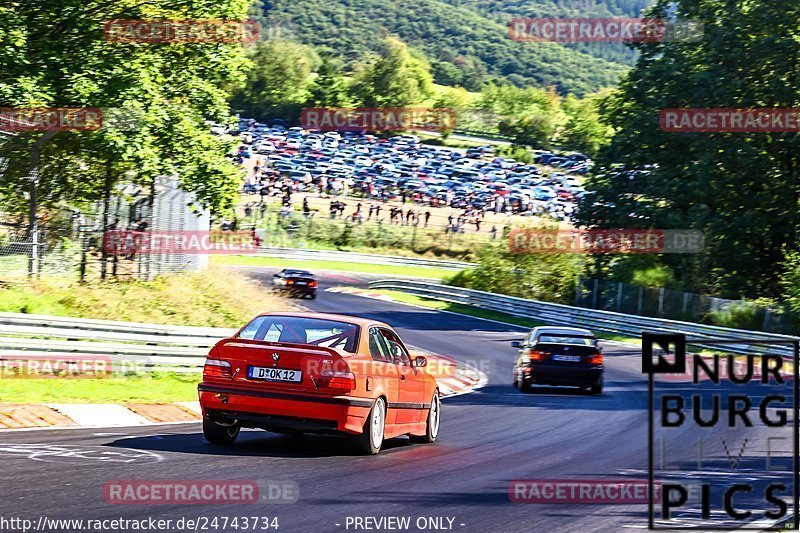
(255, 141), (276, 154)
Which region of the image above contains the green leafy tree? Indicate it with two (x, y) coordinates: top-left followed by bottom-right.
(578, 0), (800, 299)
(306, 57), (352, 107)
(0, 0), (250, 218)
(351, 37), (434, 107)
(558, 92), (614, 156)
(231, 39), (320, 121)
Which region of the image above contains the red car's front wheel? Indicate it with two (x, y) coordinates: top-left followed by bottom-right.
(411, 391), (440, 444)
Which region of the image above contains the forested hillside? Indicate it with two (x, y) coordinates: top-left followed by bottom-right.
(252, 0), (654, 95)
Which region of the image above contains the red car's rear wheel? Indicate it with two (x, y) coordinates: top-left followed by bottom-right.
(354, 397), (386, 455)
(203, 418), (241, 445)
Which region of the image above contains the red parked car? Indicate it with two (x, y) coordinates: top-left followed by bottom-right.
(198, 312), (441, 454)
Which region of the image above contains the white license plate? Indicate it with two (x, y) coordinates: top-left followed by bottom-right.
(294, 281), (307, 285)
(248, 366), (302, 383)
(552, 354), (581, 362)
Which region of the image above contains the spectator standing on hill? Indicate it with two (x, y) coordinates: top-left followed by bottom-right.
(424, 210), (431, 228)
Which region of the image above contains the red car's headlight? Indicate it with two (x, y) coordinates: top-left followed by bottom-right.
(204, 358), (232, 379)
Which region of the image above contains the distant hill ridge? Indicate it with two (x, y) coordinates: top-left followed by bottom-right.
(252, 0), (655, 95)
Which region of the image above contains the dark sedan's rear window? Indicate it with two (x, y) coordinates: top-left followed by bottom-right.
(285, 270), (313, 277)
(536, 335), (596, 346)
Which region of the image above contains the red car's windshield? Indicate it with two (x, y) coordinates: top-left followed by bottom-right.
(237, 316), (360, 353)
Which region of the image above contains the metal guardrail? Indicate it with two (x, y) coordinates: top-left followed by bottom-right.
(368, 280), (800, 357)
(0, 313), (231, 372)
(257, 247), (474, 271)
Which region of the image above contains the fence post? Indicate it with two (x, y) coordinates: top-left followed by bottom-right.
(658, 288), (665, 315)
(79, 222), (87, 283)
(762, 308), (771, 331)
(637, 286), (643, 315)
(28, 218), (39, 278)
(682, 292), (689, 315)
(616, 282), (623, 312)
(592, 279), (599, 309)
(575, 275), (581, 306)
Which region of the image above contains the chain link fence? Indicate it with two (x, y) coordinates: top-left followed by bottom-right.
(574, 277), (797, 334)
(0, 178), (210, 282)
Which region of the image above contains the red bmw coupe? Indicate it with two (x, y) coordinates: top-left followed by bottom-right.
(198, 312), (441, 454)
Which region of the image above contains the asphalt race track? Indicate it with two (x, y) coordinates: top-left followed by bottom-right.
(0, 268), (791, 532)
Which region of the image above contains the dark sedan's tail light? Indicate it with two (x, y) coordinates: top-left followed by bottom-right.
(204, 358), (232, 379)
(529, 350), (548, 361)
(286, 279), (295, 285)
(318, 370), (356, 390)
(588, 352), (603, 365)
(309, 281), (318, 288)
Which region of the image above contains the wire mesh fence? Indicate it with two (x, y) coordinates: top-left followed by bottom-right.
(574, 277), (797, 333)
(0, 178), (211, 282)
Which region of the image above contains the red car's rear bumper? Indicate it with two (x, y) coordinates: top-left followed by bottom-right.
(198, 382), (373, 435)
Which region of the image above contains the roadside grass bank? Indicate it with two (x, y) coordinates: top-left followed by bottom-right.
(212, 255), (455, 280)
(0, 267), (292, 327)
(0, 372), (199, 404)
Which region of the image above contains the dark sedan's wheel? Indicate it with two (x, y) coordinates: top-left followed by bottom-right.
(354, 397), (385, 455)
(590, 379), (604, 395)
(410, 391), (440, 444)
(519, 378), (532, 393)
(307, 292), (317, 300)
(203, 418), (240, 445)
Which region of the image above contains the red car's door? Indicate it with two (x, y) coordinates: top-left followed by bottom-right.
(367, 328), (400, 427)
(379, 328), (426, 425)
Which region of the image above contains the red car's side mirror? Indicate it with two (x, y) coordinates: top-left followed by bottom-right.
(414, 356), (427, 368)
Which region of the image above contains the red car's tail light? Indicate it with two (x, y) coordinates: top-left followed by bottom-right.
(588, 352), (603, 365)
(204, 358), (232, 379)
(529, 350), (548, 361)
(318, 370), (356, 390)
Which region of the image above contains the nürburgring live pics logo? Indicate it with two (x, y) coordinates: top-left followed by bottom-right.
(643, 332), (799, 530)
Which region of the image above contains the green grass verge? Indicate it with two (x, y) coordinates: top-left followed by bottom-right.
(0, 267), (289, 327)
(371, 288), (639, 344)
(0, 372), (200, 403)
(212, 255), (455, 280)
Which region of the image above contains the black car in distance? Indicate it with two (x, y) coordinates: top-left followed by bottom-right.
(272, 269), (318, 299)
(512, 326), (604, 394)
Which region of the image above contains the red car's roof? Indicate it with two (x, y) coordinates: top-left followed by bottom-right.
(256, 311), (389, 329)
